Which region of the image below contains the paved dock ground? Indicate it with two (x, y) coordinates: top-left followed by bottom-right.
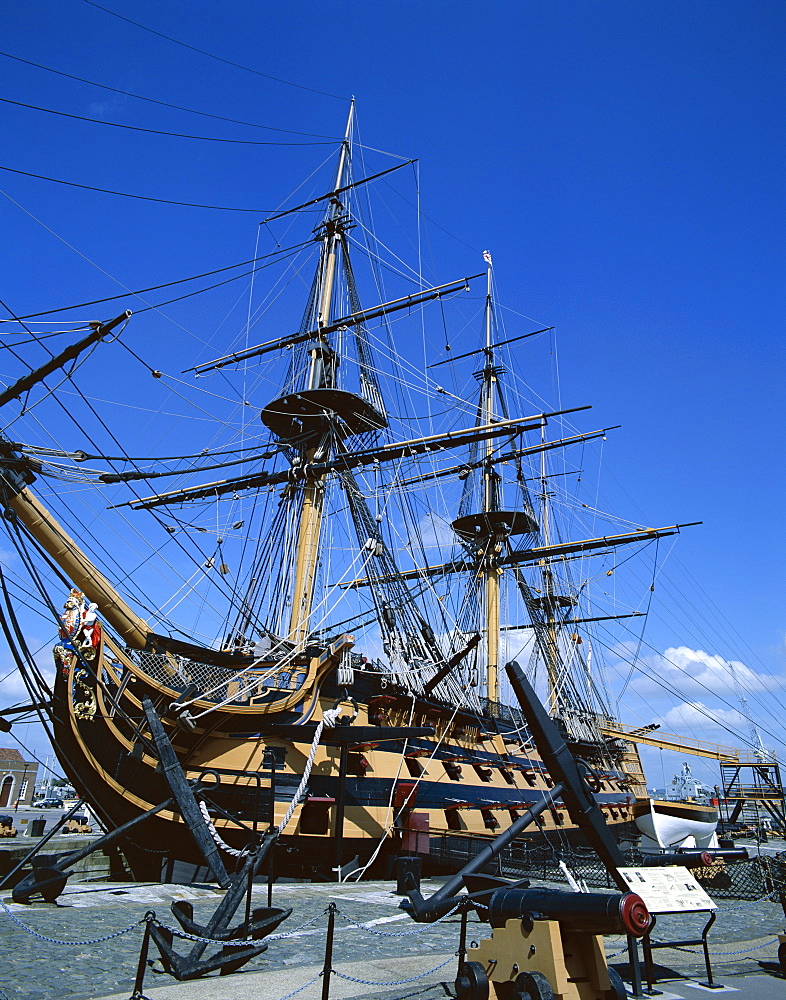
(1, 876), (783, 1000)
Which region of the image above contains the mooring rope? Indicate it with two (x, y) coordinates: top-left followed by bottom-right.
(277, 707), (340, 835)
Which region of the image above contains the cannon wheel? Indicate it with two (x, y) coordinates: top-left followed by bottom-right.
(512, 970), (555, 1000)
(607, 967), (627, 1000)
(455, 961), (489, 1000)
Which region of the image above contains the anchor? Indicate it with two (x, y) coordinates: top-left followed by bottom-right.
(148, 835), (292, 980)
(140, 698), (292, 979)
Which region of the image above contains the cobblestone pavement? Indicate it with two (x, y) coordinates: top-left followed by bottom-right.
(1, 877), (783, 1000)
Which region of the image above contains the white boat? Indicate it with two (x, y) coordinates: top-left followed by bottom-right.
(634, 764), (719, 850)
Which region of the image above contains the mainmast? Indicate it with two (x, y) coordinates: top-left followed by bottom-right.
(481, 257), (501, 702)
(286, 102), (353, 649)
(451, 253), (538, 703)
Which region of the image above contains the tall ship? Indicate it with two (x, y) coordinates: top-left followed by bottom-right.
(0, 107), (697, 881)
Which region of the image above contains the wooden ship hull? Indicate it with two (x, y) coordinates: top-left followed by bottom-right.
(51, 618), (642, 880)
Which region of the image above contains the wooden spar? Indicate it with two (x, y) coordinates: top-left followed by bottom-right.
(539, 428), (559, 713)
(426, 325), (555, 367)
(188, 276), (484, 375)
(0, 311), (131, 409)
(260, 157), (416, 225)
(340, 522), (701, 588)
(501, 611), (645, 629)
(391, 426), (618, 490)
(6, 487), (149, 649)
(123, 409), (586, 510)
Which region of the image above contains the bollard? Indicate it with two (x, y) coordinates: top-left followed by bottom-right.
(321, 902), (337, 1000)
(129, 911), (155, 1000)
(456, 905), (469, 979)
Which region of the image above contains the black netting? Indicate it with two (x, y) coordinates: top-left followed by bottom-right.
(428, 837), (786, 905)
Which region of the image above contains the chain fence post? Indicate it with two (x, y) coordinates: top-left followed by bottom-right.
(456, 903), (468, 980)
(129, 910), (155, 1000)
(321, 902), (337, 1000)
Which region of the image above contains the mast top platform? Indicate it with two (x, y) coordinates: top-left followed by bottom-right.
(451, 509), (538, 541)
(261, 388), (388, 441)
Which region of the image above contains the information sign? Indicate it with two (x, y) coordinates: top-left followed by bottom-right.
(617, 866), (716, 914)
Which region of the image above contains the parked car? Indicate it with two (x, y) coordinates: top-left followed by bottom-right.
(35, 798), (63, 808)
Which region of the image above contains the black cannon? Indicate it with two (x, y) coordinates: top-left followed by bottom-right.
(639, 847), (749, 868)
(488, 886), (651, 936)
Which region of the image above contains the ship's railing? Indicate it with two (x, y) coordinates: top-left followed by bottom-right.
(480, 697), (526, 726)
(131, 650), (308, 704)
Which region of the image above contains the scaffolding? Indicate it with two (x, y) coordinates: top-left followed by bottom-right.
(719, 758), (786, 831)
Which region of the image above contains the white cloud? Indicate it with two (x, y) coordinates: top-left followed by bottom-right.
(409, 512), (456, 552)
(659, 700), (743, 734)
(0, 640), (55, 706)
(621, 645), (783, 703)
(0, 547), (18, 569)
(0, 669), (33, 702)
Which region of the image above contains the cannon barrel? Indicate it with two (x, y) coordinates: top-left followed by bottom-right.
(677, 847), (749, 862)
(488, 887), (651, 937)
(640, 847), (749, 867)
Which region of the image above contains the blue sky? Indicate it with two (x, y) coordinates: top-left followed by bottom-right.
(1, 1), (784, 783)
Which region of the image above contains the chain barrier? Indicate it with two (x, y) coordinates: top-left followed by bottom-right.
(651, 936), (779, 958)
(337, 900), (462, 937)
(707, 937), (779, 956)
(151, 909), (325, 948)
(0, 897), (142, 945)
(605, 932), (780, 963)
(331, 954), (454, 986)
(7, 875), (783, 1000)
(276, 971), (322, 1000)
(716, 891), (779, 911)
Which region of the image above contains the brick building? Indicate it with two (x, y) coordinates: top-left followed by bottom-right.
(0, 747), (38, 808)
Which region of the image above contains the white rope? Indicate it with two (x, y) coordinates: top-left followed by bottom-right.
(277, 707), (340, 835)
(198, 800), (248, 858)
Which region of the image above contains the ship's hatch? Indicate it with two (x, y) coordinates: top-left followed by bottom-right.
(261, 388), (388, 441)
(451, 509), (538, 541)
